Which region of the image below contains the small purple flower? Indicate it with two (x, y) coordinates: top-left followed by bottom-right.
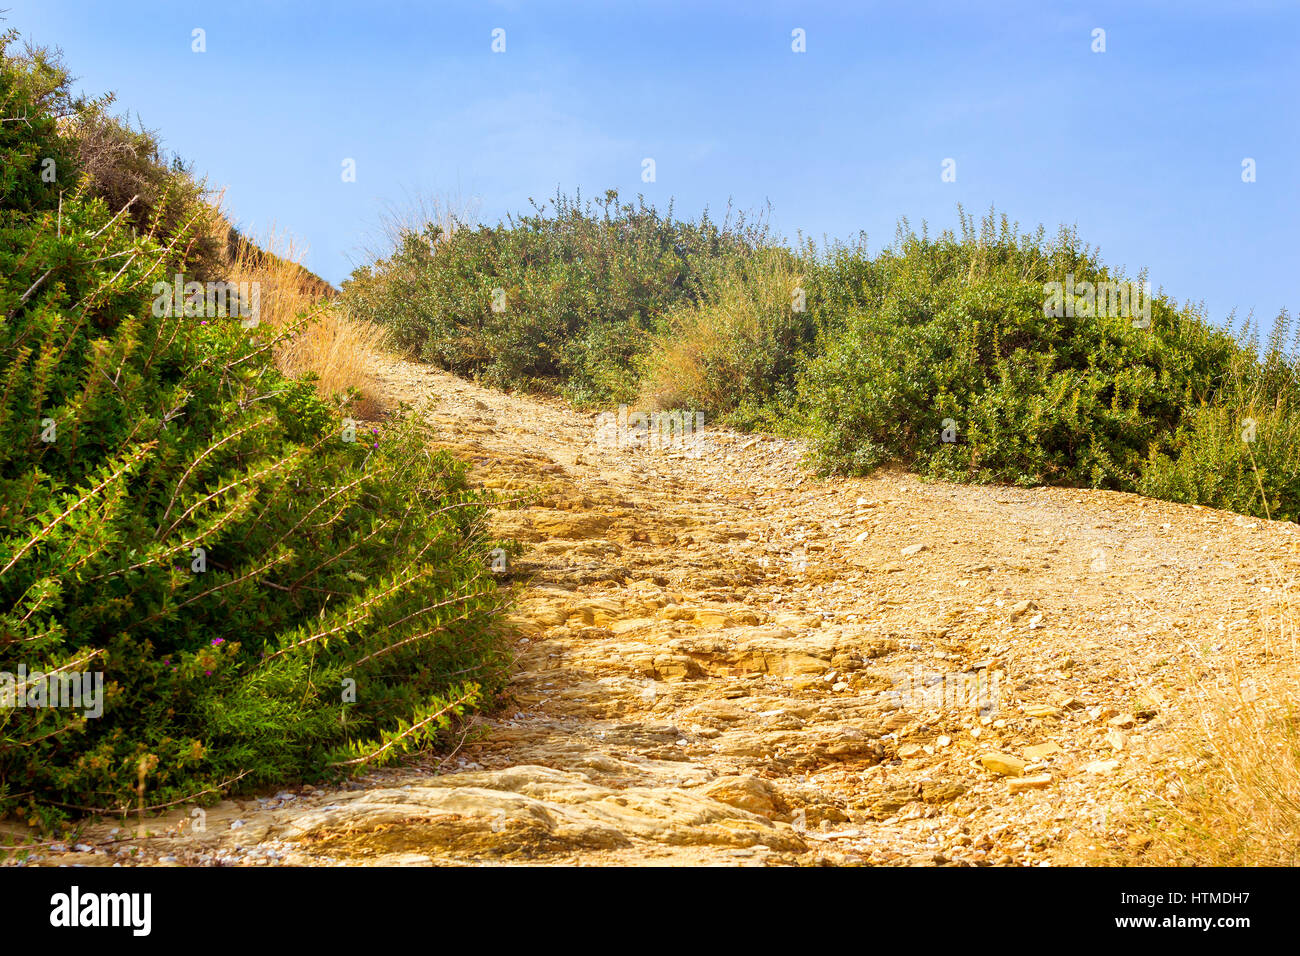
(211, 637), (224, 647)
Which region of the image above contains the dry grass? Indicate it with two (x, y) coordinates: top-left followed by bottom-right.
(637, 249), (804, 414)
(220, 222), (388, 419)
(363, 190), (480, 259)
(1144, 566), (1300, 865)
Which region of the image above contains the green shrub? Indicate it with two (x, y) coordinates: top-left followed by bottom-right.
(1138, 319), (1300, 520)
(0, 34), (509, 825)
(343, 190), (767, 406)
(797, 209), (1300, 519)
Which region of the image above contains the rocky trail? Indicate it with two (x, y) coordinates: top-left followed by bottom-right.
(19, 357), (1300, 867)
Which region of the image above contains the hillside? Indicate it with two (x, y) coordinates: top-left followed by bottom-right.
(15, 355), (1296, 866)
(3, 30), (1295, 872)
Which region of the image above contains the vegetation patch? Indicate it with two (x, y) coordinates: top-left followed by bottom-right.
(0, 35), (509, 827)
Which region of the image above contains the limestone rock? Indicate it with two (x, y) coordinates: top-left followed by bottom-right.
(1008, 600), (1036, 621)
(1023, 742), (1059, 761)
(980, 752), (1027, 777)
(1008, 774), (1052, 794)
(701, 776), (782, 817)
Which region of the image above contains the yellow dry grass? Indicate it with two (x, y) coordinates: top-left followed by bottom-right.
(637, 249), (803, 413)
(218, 221), (388, 420)
(1144, 565), (1300, 865)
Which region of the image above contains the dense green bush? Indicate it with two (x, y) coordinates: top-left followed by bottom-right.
(797, 210), (1300, 519)
(0, 35), (508, 825)
(343, 189), (767, 406)
(1137, 315), (1300, 520)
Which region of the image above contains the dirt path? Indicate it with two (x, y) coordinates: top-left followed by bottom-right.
(19, 358), (1300, 866)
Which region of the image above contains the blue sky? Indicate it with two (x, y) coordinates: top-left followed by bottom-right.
(9, 1), (1297, 326)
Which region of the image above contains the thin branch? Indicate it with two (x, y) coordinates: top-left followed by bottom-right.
(35, 770), (253, 817)
(0, 445), (152, 577)
(329, 690), (477, 768)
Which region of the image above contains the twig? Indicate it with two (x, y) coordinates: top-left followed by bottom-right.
(329, 690), (477, 767)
